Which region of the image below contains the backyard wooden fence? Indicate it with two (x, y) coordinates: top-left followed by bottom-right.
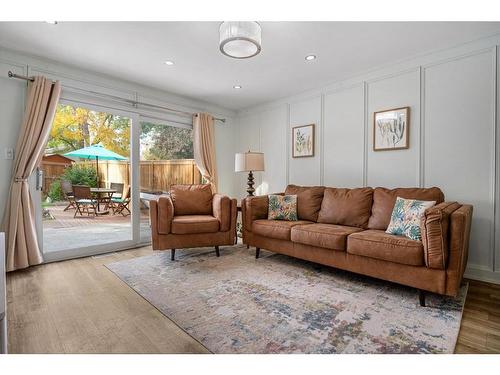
(40, 159), (202, 194)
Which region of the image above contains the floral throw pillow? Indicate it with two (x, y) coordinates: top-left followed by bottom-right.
(386, 197), (436, 240)
(268, 194), (298, 221)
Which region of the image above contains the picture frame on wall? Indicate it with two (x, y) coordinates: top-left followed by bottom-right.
(292, 124), (315, 158)
(373, 107), (410, 151)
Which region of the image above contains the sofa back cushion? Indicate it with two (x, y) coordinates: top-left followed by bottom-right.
(368, 187), (444, 230)
(284, 185), (325, 222)
(317, 187), (373, 228)
(170, 184), (213, 215)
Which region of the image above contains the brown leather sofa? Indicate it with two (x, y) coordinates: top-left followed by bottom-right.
(242, 185), (473, 306)
(150, 184), (237, 260)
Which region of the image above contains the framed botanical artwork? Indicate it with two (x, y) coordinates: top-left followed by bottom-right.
(373, 107), (410, 151)
(292, 124), (315, 158)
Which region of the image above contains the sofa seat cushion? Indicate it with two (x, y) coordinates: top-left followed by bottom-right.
(252, 219), (313, 241)
(347, 229), (424, 266)
(171, 215), (219, 234)
(291, 223), (363, 251)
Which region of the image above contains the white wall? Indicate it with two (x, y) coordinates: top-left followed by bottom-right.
(236, 34), (500, 284)
(0, 47), (238, 223)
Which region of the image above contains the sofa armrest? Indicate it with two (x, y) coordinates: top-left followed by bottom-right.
(213, 194), (231, 232)
(242, 195), (270, 232)
(420, 202), (461, 269)
(154, 196), (174, 234)
(445, 204), (473, 296)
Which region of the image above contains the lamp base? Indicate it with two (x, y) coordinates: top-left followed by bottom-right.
(246, 171), (255, 196)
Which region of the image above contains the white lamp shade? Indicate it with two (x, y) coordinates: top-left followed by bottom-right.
(235, 152), (265, 172)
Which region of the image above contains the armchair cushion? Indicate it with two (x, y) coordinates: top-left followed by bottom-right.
(171, 215), (220, 234)
(157, 196), (174, 234)
(213, 194), (231, 232)
(170, 184), (213, 215)
(421, 201), (461, 269)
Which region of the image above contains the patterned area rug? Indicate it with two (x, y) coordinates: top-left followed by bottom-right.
(106, 245), (467, 354)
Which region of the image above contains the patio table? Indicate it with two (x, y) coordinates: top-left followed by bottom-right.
(90, 188), (116, 214)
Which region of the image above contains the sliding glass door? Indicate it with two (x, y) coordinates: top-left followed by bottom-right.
(31, 97), (197, 261)
(33, 99), (141, 261)
(138, 119), (199, 243)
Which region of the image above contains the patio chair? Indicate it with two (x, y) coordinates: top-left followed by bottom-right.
(110, 182), (124, 198)
(108, 182), (124, 212)
(61, 179), (76, 211)
(112, 186), (131, 216)
(73, 185), (98, 218)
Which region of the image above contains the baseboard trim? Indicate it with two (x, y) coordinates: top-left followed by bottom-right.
(464, 265), (500, 284)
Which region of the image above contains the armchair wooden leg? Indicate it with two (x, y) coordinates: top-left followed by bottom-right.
(215, 246), (220, 257)
(255, 247), (260, 259)
(419, 289), (426, 307)
(171, 249), (176, 261)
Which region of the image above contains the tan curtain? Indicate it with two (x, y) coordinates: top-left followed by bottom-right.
(193, 113), (217, 192)
(1, 77), (61, 272)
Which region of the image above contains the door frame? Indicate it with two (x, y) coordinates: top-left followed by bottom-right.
(33, 98), (146, 263)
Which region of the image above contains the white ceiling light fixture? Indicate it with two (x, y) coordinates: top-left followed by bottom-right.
(305, 54), (317, 61)
(164, 60), (174, 66)
(219, 21), (261, 59)
(233, 85), (242, 89)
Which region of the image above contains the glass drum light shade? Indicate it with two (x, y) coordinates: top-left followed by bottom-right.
(219, 21), (262, 59)
(235, 152), (265, 172)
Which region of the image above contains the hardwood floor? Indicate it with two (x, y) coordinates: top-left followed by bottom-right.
(6, 246), (500, 354)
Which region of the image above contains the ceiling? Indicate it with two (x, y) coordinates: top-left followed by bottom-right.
(1, 22), (500, 111)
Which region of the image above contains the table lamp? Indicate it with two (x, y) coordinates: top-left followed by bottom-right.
(235, 151), (265, 196)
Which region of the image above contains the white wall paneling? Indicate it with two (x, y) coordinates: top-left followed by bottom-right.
(323, 85), (364, 187)
(288, 95), (322, 186)
(236, 35), (500, 284)
(0, 59), (26, 220)
(423, 49), (495, 270)
(235, 105), (288, 199)
(366, 69), (421, 188)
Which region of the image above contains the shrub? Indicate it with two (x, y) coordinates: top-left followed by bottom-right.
(45, 164), (98, 203)
(47, 179), (64, 202)
(61, 164), (98, 188)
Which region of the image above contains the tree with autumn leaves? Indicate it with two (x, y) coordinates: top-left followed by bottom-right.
(47, 104), (131, 157)
(47, 104), (194, 161)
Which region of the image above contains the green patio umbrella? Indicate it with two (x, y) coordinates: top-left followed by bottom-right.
(64, 144), (128, 186)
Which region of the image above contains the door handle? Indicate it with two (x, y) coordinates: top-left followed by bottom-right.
(36, 168), (43, 191)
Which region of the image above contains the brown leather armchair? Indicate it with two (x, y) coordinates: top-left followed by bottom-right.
(149, 184), (237, 260)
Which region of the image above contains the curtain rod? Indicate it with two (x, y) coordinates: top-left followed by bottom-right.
(7, 71), (226, 123)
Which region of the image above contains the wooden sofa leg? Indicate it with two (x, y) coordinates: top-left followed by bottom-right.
(171, 249), (176, 261)
(215, 246), (220, 257)
(419, 289), (426, 307)
(255, 247), (260, 259)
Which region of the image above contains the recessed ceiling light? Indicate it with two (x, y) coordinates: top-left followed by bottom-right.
(45, 21), (58, 25)
(233, 85), (242, 89)
(164, 60), (174, 66)
(305, 54), (317, 61)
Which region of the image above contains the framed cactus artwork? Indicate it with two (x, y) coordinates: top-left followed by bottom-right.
(373, 107), (410, 151)
(292, 124), (315, 158)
